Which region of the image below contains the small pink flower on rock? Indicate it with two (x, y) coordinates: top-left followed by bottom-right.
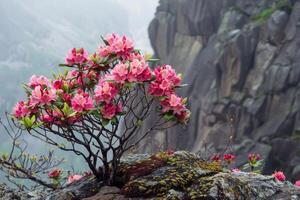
(223, 154), (235, 164)
(67, 174), (83, 184)
(48, 168), (62, 179)
(248, 153), (261, 165)
(231, 168), (241, 173)
(211, 154), (221, 163)
(272, 171), (285, 182)
(295, 180), (300, 187)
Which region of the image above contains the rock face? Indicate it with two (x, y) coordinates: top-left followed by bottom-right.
(3, 151), (300, 199)
(144, 0), (300, 180)
(18, 151), (300, 200)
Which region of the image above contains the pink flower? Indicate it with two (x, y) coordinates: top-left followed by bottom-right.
(71, 92), (94, 112)
(40, 114), (53, 123)
(160, 95), (185, 114)
(98, 34), (133, 57)
(211, 154), (221, 163)
(272, 171), (285, 182)
(48, 169), (62, 179)
(111, 63), (129, 83)
(67, 174), (83, 184)
(166, 149), (174, 156)
(13, 101), (30, 118)
(248, 153), (261, 165)
(101, 103), (118, 120)
(28, 75), (50, 88)
(65, 48), (88, 66)
(223, 154), (235, 163)
(295, 180), (300, 187)
(30, 86), (57, 106)
(154, 65), (181, 85)
(149, 65), (181, 96)
(95, 81), (118, 104)
(177, 110), (191, 123)
(127, 59), (152, 82)
(53, 80), (63, 90)
(231, 168), (241, 173)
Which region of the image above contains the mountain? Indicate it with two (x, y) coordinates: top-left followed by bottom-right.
(144, 0), (300, 180)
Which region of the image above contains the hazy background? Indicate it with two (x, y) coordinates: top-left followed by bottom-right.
(0, 0), (159, 175)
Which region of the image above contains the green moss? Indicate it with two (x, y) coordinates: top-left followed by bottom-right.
(121, 151), (223, 198)
(251, 0), (292, 22)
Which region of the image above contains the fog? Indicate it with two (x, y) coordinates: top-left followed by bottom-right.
(0, 0), (159, 175)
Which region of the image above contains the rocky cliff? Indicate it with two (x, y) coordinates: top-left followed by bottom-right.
(4, 151), (300, 199)
(145, 0), (300, 180)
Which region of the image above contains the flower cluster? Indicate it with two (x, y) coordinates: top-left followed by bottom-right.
(12, 33), (190, 129)
(65, 48), (88, 66)
(248, 153), (261, 165)
(223, 154), (235, 164)
(98, 33), (133, 58)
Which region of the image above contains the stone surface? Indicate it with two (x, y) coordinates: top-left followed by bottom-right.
(141, 0), (300, 180)
(2, 152), (300, 199)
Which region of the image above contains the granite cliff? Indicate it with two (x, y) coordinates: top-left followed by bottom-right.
(143, 0), (300, 180)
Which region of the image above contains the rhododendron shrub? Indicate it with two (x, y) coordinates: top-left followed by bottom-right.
(12, 34), (190, 184)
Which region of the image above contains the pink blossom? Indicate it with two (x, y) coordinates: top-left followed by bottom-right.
(248, 153), (261, 164)
(40, 114), (53, 123)
(67, 174), (83, 184)
(211, 154), (221, 163)
(101, 103), (118, 120)
(127, 59), (152, 82)
(166, 149), (175, 156)
(13, 101), (30, 118)
(160, 95), (185, 114)
(295, 180), (300, 187)
(98, 46), (110, 57)
(28, 75), (50, 88)
(95, 81), (118, 103)
(177, 110), (191, 123)
(272, 171), (285, 182)
(30, 86), (57, 106)
(223, 154), (235, 163)
(71, 92), (94, 112)
(48, 168), (62, 179)
(53, 80), (63, 90)
(149, 65), (181, 96)
(111, 63), (129, 83)
(231, 168), (241, 173)
(98, 34), (133, 57)
(154, 65), (181, 85)
(65, 48), (88, 66)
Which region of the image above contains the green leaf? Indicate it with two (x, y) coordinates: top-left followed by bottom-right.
(100, 35), (109, 45)
(1, 153), (8, 160)
(137, 119), (143, 126)
(57, 143), (66, 149)
(102, 119), (110, 126)
(147, 58), (160, 62)
(163, 113), (176, 121)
